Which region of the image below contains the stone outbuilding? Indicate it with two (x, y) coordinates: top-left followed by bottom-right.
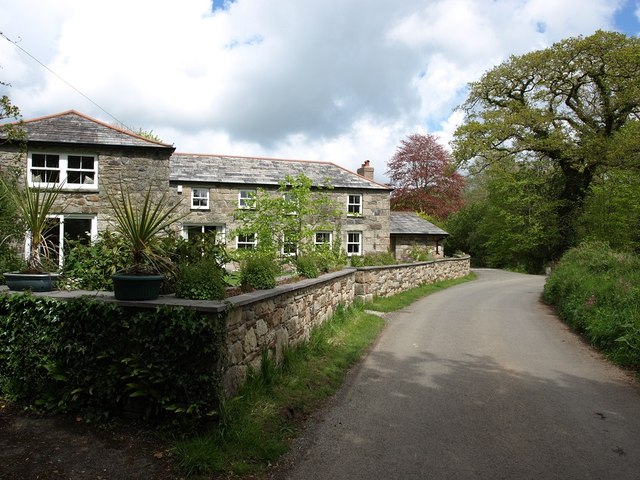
(390, 211), (449, 260)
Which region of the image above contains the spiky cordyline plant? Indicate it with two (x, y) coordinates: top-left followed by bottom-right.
(107, 184), (184, 275)
(0, 177), (65, 273)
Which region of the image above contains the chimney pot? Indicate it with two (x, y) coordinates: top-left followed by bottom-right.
(357, 160), (375, 181)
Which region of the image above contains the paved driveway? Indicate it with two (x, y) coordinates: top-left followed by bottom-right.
(277, 269), (640, 480)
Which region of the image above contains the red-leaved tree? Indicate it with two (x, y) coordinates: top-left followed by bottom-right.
(386, 133), (465, 219)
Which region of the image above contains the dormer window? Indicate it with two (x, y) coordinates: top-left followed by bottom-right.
(29, 152), (97, 190)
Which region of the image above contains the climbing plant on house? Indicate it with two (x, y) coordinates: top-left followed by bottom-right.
(233, 174), (344, 272)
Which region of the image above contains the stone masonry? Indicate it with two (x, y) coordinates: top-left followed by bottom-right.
(174, 185), (392, 254)
(222, 269), (355, 395)
(7, 257), (471, 397)
(222, 256), (470, 394)
(353, 256), (471, 303)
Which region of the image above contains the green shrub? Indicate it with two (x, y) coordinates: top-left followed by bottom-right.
(295, 255), (320, 279)
(172, 231), (229, 269)
(61, 231), (132, 290)
(406, 245), (433, 262)
(240, 253), (279, 290)
(176, 259), (227, 300)
(349, 255), (363, 267)
(0, 248), (24, 284)
(543, 241), (640, 370)
(172, 231), (230, 300)
(351, 251), (397, 267)
(313, 243), (346, 273)
(0, 295), (225, 426)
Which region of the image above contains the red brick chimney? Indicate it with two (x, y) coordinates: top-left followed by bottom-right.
(357, 160), (374, 181)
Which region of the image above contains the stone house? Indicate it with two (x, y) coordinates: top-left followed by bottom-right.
(0, 110), (174, 264)
(170, 154), (391, 256)
(390, 211), (449, 260)
(0, 110), (389, 262)
(0, 110), (447, 264)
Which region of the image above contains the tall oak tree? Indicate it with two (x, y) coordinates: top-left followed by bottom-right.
(453, 30), (640, 252)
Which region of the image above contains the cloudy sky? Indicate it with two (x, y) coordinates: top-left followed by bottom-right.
(1, 0), (639, 182)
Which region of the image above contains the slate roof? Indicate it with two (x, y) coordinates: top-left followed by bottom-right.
(390, 212), (449, 236)
(2, 110), (174, 150)
(170, 153), (391, 190)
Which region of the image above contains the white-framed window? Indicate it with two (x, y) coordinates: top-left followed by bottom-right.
(236, 233), (257, 250)
(238, 190), (256, 209)
(315, 231), (332, 247)
(282, 234), (297, 256)
(283, 192), (297, 215)
(29, 152), (98, 190)
(347, 194), (362, 216)
(346, 231), (362, 256)
(183, 224), (225, 244)
(191, 188), (209, 209)
(27, 214), (97, 267)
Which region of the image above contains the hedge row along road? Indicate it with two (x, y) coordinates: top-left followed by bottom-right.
(277, 269), (640, 480)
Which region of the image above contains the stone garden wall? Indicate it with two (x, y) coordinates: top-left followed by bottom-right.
(14, 257), (471, 396)
(221, 256), (470, 394)
(353, 256), (471, 303)
(222, 269), (355, 395)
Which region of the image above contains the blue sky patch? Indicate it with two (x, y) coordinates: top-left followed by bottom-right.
(212, 0), (236, 12)
(614, 0), (640, 35)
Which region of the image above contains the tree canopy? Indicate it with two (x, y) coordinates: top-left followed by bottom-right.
(233, 174), (342, 259)
(453, 30), (640, 251)
(0, 90), (23, 145)
(386, 133), (464, 219)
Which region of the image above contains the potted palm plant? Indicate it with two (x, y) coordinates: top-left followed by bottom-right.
(107, 184), (183, 301)
(1, 176), (65, 292)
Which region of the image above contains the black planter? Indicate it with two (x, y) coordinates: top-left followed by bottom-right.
(112, 274), (163, 301)
(3, 272), (59, 292)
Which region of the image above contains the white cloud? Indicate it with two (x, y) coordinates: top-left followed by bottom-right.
(0, 0), (628, 179)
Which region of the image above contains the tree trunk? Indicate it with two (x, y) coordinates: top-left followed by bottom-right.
(556, 163), (595, 255)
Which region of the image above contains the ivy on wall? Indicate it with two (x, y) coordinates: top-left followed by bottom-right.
(0, 294), (226, 426)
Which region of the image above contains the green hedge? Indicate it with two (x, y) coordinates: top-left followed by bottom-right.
(240, 253), (279, 290)
(543, 241), (640, 369)
(0, 295), (226, 426)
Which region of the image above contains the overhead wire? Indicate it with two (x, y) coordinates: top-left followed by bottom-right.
(0, 31), (132, 130)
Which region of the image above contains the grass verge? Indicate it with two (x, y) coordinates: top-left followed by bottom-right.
(173, 273), (476, 477)
(366, 272), (477, 312)
(543, 241), (640, 370)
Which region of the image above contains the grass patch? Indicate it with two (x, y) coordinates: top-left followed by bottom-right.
(173, 273), (476, 477)
(366, 272), (477, 312)
(173, 303), (384, 476)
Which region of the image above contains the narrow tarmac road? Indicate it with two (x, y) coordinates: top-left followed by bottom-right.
(277, 269), (640, 480)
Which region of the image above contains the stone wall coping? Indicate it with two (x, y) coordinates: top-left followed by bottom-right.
(0, 288), (229, 314)
(355, 256), (471, 272)
(0, 267), (358, 314)
(0, 258), (470, 312)
(227, 268), (357, 309)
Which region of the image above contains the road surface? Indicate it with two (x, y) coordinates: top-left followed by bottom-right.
(278, 269), (640, 480)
